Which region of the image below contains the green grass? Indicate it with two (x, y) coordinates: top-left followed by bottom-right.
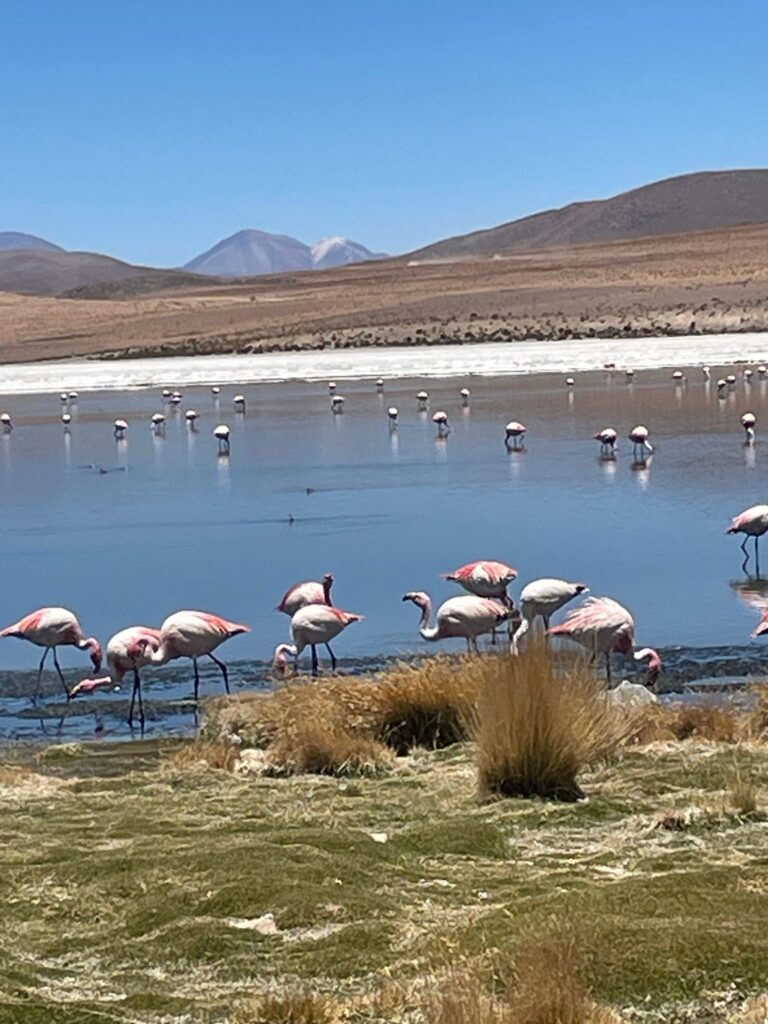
(0, 739), (766, 1022)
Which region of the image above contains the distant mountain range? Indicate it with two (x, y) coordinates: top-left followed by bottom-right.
(5, 169), (768, 296)
(407, 169), (768, 260)
(183, 230), (385, 276)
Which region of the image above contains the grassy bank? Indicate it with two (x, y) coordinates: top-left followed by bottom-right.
(1, 653), (767, 1022)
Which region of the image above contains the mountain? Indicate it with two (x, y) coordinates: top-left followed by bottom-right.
(0, 231), (64, 253)
(310, 236), (384, 269)
(0, 250), (208, 297)
(183, 229), (383, 276)
(408, 169), (768, 261)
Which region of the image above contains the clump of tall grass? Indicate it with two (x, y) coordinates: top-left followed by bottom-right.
(727, 762), (760, 818)
(167, 739), (240, 772)
(624, 688), (768, 747)
(469, 645), (626, 802)
(232, 988), (339, 1024)
(265, 717), (393, 777)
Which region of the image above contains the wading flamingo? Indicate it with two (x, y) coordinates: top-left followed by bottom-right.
(214, 425), (230, 454)
(460, 387), (470, 405)
(151, 413), (166, 433)
(149, 611), (250, 700)
(443, 560), (517, 601)
(387, 407), (399, 426)
(510, 579), (589, 654)
(376, 379), (384, 392)
(417, 390), (429, 410)
(331, 395), (345, 413)
(0, 607), (102, 698)
(726, 505), (768, 574)
(741, 412), (756, 445)
(234, 395), (246, 412)
(594, 427), (618, 454)
(114, 419), (128, 439)
(277, 574), (334, 616)
(751, 609), (768, 639)
(1, 413), (12, 433)
(71, 626), (162, 727)
(548, 595), (662, 684)
(432, 411), (450, 436)
(402, 591), (510, 653)
(628, 425), (653, 458)
(702, 366), (711, 380)
(565, 377), (575, 387)
(274, 605), (363, 676)
(505, 421), (526, 449)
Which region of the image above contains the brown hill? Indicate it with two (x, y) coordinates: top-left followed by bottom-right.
(0, 249), (210, 297)
(408, 169), (768, 261)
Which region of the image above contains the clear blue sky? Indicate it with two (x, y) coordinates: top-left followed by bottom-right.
(3, 0), (767, 266)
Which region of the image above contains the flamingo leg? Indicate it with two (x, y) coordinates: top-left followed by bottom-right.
(35, 647), (49, 699)
(326, 644), (337, 672)
(756, 536), (761, 578)
(208, 652), (230, 694)
(129, 668), (145, 729)
(465, 637), (472, 654)
(311, 645), (319, 677)
(604, 651), (612, 682)
(52, 648), (71, 700)
(193, 657), (200, 702)
(741, 536), (750, 573)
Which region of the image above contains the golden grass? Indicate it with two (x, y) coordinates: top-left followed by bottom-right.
(265, 718), (394, 777)
(727, 762), (760, 817)
(470, 647), (626, 801)
(232, 989), (340, 1024)
(166, 738), (240, 772)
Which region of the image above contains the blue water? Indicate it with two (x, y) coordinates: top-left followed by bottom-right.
(1, 366), (768, 737)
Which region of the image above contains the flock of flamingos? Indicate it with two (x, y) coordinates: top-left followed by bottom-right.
(2, 362), (768, 729)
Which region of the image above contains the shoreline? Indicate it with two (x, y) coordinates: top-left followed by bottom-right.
(1, 331), (768, 395)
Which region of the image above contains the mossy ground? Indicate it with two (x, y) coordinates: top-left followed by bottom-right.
(0, 734), (766, 1022)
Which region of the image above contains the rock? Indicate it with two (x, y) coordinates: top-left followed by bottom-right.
(608, 680), (659, 706)
(234, 749), (270, 776)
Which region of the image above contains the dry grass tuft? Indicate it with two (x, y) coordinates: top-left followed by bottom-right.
(728, 993), (768, 1024)
(232, 988), (340, 1024)
(166, 739), (240, 772)
(470, 646), (626, 801)
(265, 718), (394, 777)
(625, 692), (768, 748)
(727, 762), (760, 817)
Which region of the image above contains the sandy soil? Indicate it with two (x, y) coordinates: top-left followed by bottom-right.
(1, 222), (768, 364)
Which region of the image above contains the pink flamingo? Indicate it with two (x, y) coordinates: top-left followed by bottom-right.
(0, 607), (102, 698)
(149, 611), (250, 699)
(548, 595), (661, 684)
(726, 504), (768, 574)
(510, 578), (589, 654)
(594, 427), (618, 455)
(442, 560), (518, 601)
(274, 605), (363, 676)
(751, 610), (768, 638)
(402, 591), (510, 653)
(71, 626), (162, 727)
(276, 574), (334, 616)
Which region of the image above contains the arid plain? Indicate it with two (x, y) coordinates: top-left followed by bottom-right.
(2, 222), (768, 364)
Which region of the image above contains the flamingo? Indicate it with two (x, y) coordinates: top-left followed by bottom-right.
(59, 392), (68, 404)
(460, 387), (470, 405)
(114, 419), (128, 439)
(214, 424), (230, 454)
(726, 374), (737, 386)
(387, 407), (399, 426)
(403, 591), (510, 653)
(672, 370), (684, 383)
(71, 626), (162, 727)
(0, 607), (102, 698)
(274, 605), (363, 676)
(151, 413), (166, 433)
(726, 504), (768, 574)
(328, 382), (337, 394)
(68, 392), (78, 402)
(744, 369), (754, 381)
(331, 395), (345, 413)
(751, 610), (768, 639)
(443, 560), (517, 600)
(741, 412), (756, 445)
(61, 413), (71, 429)
(625, 368), (635, 380)
(702, 366), (711, 380)
(548, 595), (661, 684)
(277, 574), (334, 616)
(1, 412), (12, 433)
(717, 378), (727, 395)
(594, 427), (618, 454)
(234, 395), (246, 412)
(185, 410), (199, 427)
(628, 425), (653, 458)
(432, 411), (450, 436)
(510, 579), (589, 654)
(417, 390), (429, 410)
(148, 611), (250, 700)
(759, 366), (768, 377)
(162, 388), (172, 399)
(565, 377), (575, 387)
(211, 386), (221, 396)
(505, 421), (527, 449)
(376, 378), (384, 392)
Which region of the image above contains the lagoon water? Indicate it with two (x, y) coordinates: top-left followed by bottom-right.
(2, 352), (768, 738)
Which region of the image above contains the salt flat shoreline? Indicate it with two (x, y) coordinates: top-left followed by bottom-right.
(1, 332), (768, 395)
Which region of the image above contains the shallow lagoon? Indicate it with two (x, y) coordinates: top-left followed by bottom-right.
(2, 354), (768, 738)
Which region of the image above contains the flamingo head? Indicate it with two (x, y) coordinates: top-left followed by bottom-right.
(402, 591), (429, 609)
(85, 638), (103, 672)
(273, 643), (297, 675)
(634, 647), (663, 682)
(752, 612), (768, 638)
(572, 583), (589, 596)
(70, 675), (115, 697)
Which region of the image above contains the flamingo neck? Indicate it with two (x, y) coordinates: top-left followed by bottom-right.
(415, 595), (440, 640)
(323, 579), (333, 606)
